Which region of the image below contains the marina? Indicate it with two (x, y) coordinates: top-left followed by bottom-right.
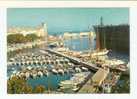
(7, 30), (129, 93)
(7, 8), (129, 94)
(7, 49), (93, 91)
(7, 37), (129, 93)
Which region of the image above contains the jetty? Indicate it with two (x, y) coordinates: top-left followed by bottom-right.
(45, 49), (100, 72)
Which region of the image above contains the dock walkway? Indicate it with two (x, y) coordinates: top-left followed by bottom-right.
(45, 49), (99, 72)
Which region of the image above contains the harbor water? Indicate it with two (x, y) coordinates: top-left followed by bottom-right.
(27, 73), (72, 91)
(8, 36), (129, 92)
(64, 37), (96, 51)
(7, 64), (73, 91)
(64, 36), (129, 61)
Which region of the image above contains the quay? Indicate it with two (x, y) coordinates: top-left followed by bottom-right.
(45, 49), (127, 72)
(45, 49), (100, 72)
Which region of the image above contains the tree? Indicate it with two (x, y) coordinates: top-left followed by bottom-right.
(25, 34), (39, 42)
(22, 85), (33, 94)
(7, 34), (26, 44)
(7, 34), (39, 44)
(7, 76), (33, 94)
(33, 85), (46, 93)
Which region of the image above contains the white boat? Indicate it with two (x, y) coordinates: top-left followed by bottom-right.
(56, 47), (69, 52)
(104, 59), (126, 67)
(75, 67), (82, 73)
(91, 49), (109, 56)
(26, 61), (30, 65)
(58, 69), (64, 75)
(52, 69), (58, 74)
(43, 70), (48, 76)
(16, 71), (20, 76)
(10, 74), (16, 79)
(25, 72), (30, 79)
(81, 67), (88, 71)
(72, 87), (79, 91)
(12, 70), (17, 74)
(32, 72), (37, 79)
(19, 72), (25, 78)
(37, 71), (43, 77)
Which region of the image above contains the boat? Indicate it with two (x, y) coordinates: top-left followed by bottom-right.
(43, 70), (49, 76)
(91, 49), (109, 56)
(25, 72), (30, 79)
(32, 72), (37, 79)
(81, 67), (88, 71)
(75, 67), (82, 73)
(58, 69), (64, 75)
(59, 80), (79, 92)
(19, 72), (25, 78)
(27, 66), (32, 70)
(37, 71), (43, 77)
(52, 69), (58, 74)
(12, 70), (17, 74)
(103, 59), (126, 70)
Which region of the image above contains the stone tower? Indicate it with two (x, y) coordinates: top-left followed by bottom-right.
(43, 23), (48, 48)
(39, 22), (48, 48)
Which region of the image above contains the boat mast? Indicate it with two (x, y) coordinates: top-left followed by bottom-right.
(102, 18), (106, 49)
(100, 17), (106, 49)
(96, 17), (104, 51)
(96, 24), (100, 50)
(88, 25), (93, 59)
(80, 33), (82, 51)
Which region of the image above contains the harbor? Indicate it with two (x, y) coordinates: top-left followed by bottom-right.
(7, 49), (93, 91)
(7, 32), (129, 93)
(7, 8), (130, 94)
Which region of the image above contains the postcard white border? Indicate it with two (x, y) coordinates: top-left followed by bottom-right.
(0, 1), (136, 7)
(0, 1), (137, 99)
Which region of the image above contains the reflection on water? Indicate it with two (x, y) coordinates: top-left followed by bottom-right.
(7, 64), (73, 90)
(108, 51), (129, 62)
(64, 37), (129, 61)
(27, 73), (72, 90)
(64, 37), (96, 51)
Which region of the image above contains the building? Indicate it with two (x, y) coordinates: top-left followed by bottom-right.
(63, 32), (94, 39)
(7, 23), (48, 39)
(7, 23), (48, 49)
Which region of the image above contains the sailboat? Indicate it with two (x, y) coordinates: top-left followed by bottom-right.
(91, 17), (109, 57)
(91, 29), (109, 56)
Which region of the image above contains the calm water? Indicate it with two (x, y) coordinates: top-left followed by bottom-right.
(8, 36), (129, 91)
(7, 64), (73, 91)
(27, 73), (72, 90)
(64, 37), (96, 51)
(64, 37), (129, 61)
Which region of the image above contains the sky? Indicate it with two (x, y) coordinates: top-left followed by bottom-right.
(7, 8), (129, 35)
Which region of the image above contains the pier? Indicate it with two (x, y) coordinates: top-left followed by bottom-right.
(45, 49), (99, 72)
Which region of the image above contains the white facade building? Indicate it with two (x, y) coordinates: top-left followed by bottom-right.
(7, 23), (48, 38)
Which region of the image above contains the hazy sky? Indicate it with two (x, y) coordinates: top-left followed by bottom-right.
(7, 8), (129, 34)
